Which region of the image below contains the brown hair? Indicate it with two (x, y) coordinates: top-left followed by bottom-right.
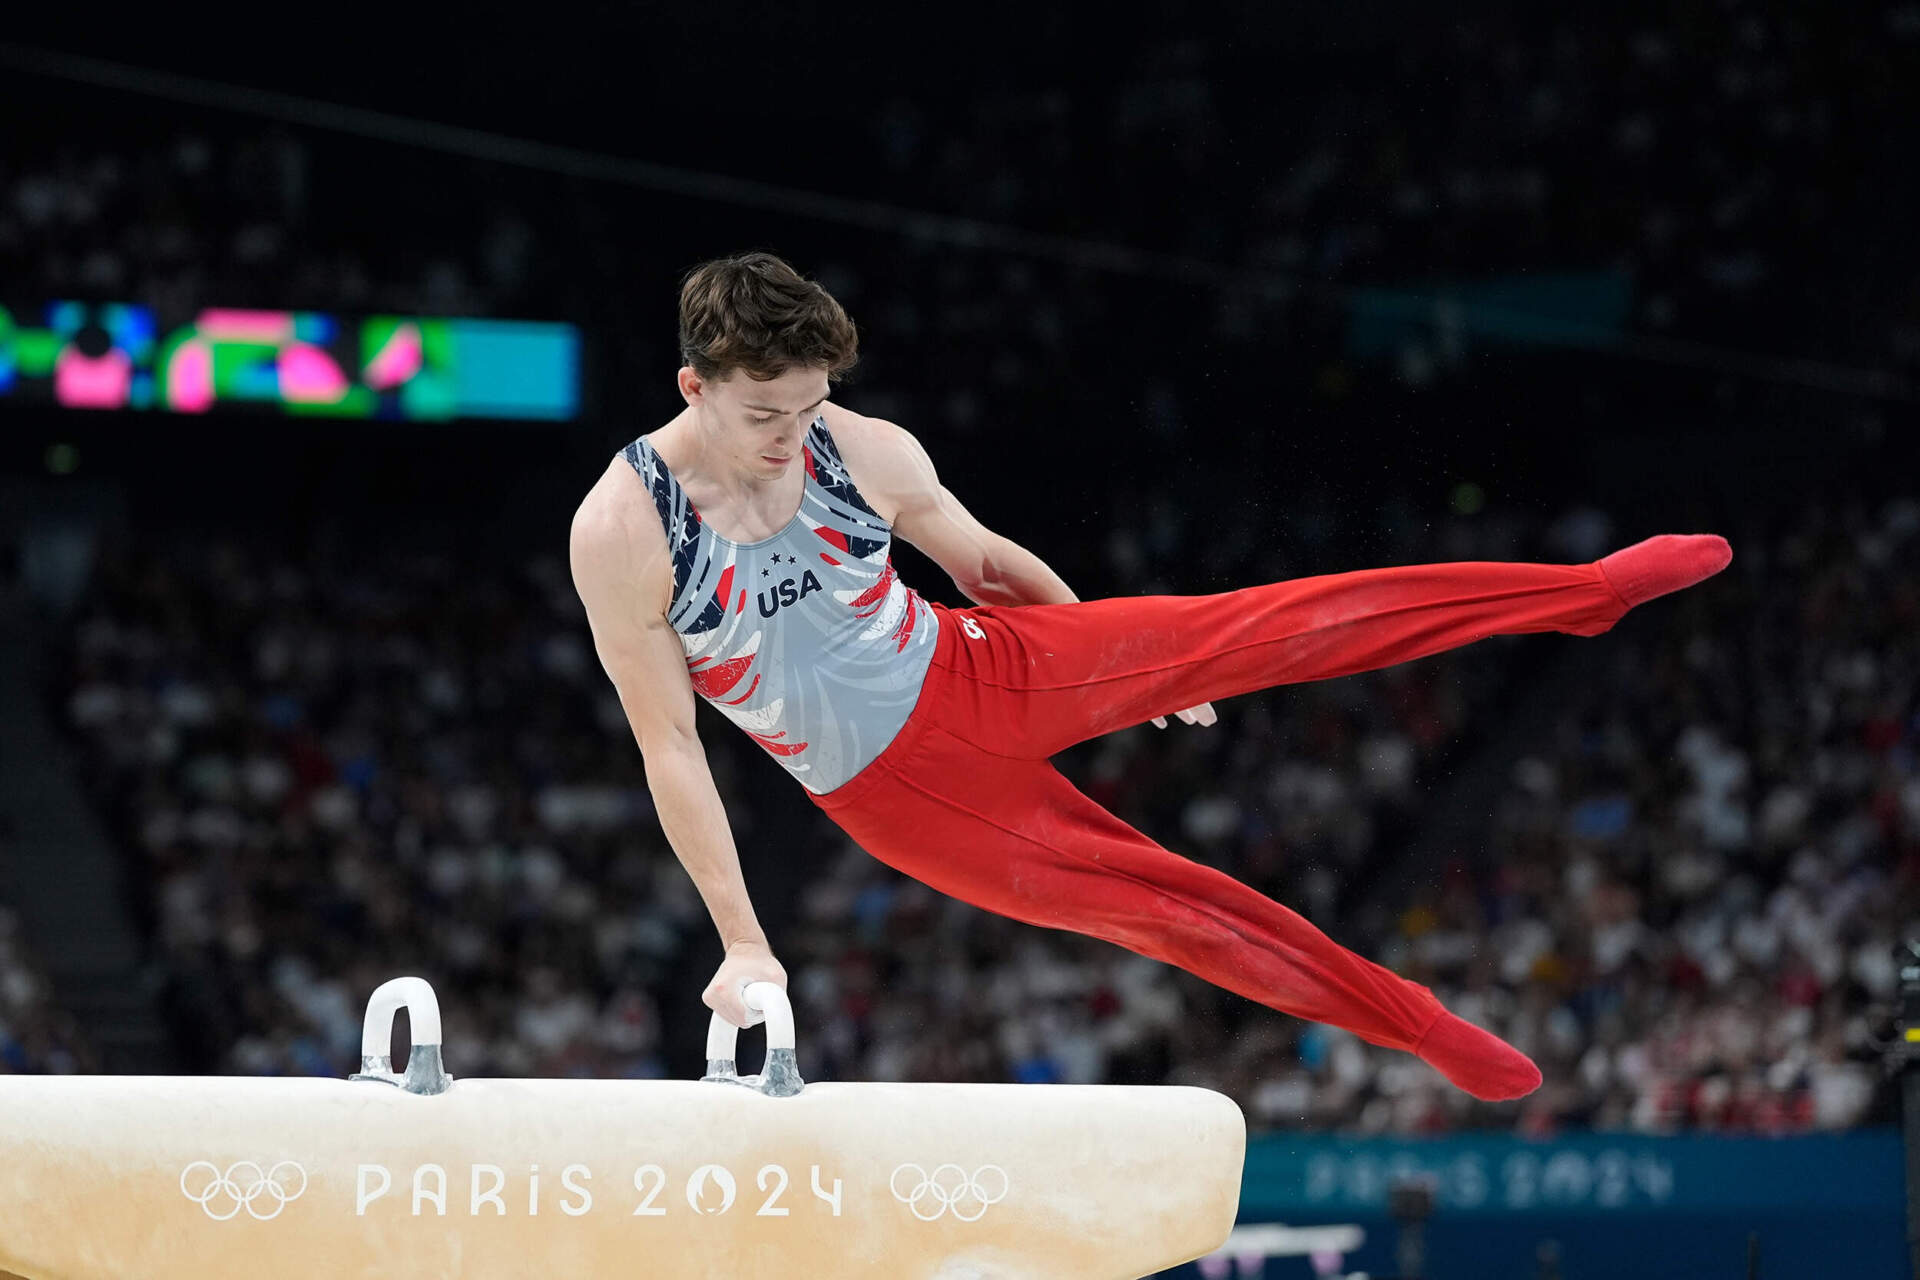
(677, 252), (859, 383)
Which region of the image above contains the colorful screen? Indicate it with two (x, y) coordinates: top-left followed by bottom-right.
(0, 302), (579, 421)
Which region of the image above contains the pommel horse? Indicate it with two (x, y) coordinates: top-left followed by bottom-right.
(0, 976), (1245, 1278)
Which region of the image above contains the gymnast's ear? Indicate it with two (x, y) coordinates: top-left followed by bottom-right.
(677, 365), (708, 407)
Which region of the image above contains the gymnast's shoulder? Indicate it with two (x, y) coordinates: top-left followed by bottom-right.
(570, 451), (675, 622)
(817, 400), (943, 528)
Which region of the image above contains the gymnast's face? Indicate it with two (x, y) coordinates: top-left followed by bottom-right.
(680, 364), (830, 484)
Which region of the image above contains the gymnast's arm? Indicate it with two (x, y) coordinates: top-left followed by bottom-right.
(852, 412), (1215, 729)
(833, 407), (1079, 607)
(569, 498), (782, 1023)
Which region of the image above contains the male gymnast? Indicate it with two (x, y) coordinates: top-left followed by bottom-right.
(569, 251), (1730, 1100)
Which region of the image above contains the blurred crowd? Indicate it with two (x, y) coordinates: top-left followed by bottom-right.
(781, 502), (1915, 1136)
(0, 120), (543, 320)
(3, 2), (1914, 1142)
(54, 542), (703, 1079)
(864, 2), (1918, 372)
(0, 902), (96, 1074)
(39, 493), (1916, 1137)
(37, 478), (1517, 1088)
(1379, 499), (1917, 1135)
(5, 0), (1911, 442)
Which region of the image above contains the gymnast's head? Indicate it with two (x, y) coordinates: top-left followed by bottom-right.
(676, 251), (859, 478)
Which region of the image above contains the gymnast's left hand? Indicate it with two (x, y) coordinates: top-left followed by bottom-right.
(706, 939), (789, 1029)
(1151, 702), (1217, 729)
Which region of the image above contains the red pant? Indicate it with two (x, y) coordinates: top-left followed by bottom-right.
(808, 559), (1630, 1052)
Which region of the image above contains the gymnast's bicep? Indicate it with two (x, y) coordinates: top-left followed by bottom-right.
(570, 502), (701, 758)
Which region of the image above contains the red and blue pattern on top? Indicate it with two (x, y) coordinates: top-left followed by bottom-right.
(621, 416), (940, 794)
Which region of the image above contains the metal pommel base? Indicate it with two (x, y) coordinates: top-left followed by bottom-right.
(700, 1046), (805, 1098)
(699, 980), (807, 1097)
(347, 977), (454, 1095)
(350, 1044), (454, 1096)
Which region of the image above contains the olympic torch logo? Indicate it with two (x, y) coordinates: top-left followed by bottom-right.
(180, 1161), (308, 1220)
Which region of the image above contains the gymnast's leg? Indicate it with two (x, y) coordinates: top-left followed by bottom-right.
(940, 533), (1730, 760)
(811, 743), (1541, 1101)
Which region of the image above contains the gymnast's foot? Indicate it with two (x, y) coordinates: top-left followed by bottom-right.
(1415, 1011), (1542, 1101)
(1596, 533), (1732, 608)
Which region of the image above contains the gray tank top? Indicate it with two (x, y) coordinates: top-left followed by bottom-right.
(622, 417), (940, 794)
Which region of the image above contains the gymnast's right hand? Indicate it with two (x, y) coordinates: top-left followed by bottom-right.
(705, 939), (789, 1029)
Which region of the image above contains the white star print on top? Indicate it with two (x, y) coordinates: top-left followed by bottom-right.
(621, 416), (940, 794)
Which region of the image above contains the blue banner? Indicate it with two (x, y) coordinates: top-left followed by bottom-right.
(1151, 1130), (1905, 1279)
(1242, 1129), (1902, 1218)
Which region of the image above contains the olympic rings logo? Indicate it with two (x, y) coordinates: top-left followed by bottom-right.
(889, 1163), (1010, 1222)
(179, 1160), (309, 1221)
